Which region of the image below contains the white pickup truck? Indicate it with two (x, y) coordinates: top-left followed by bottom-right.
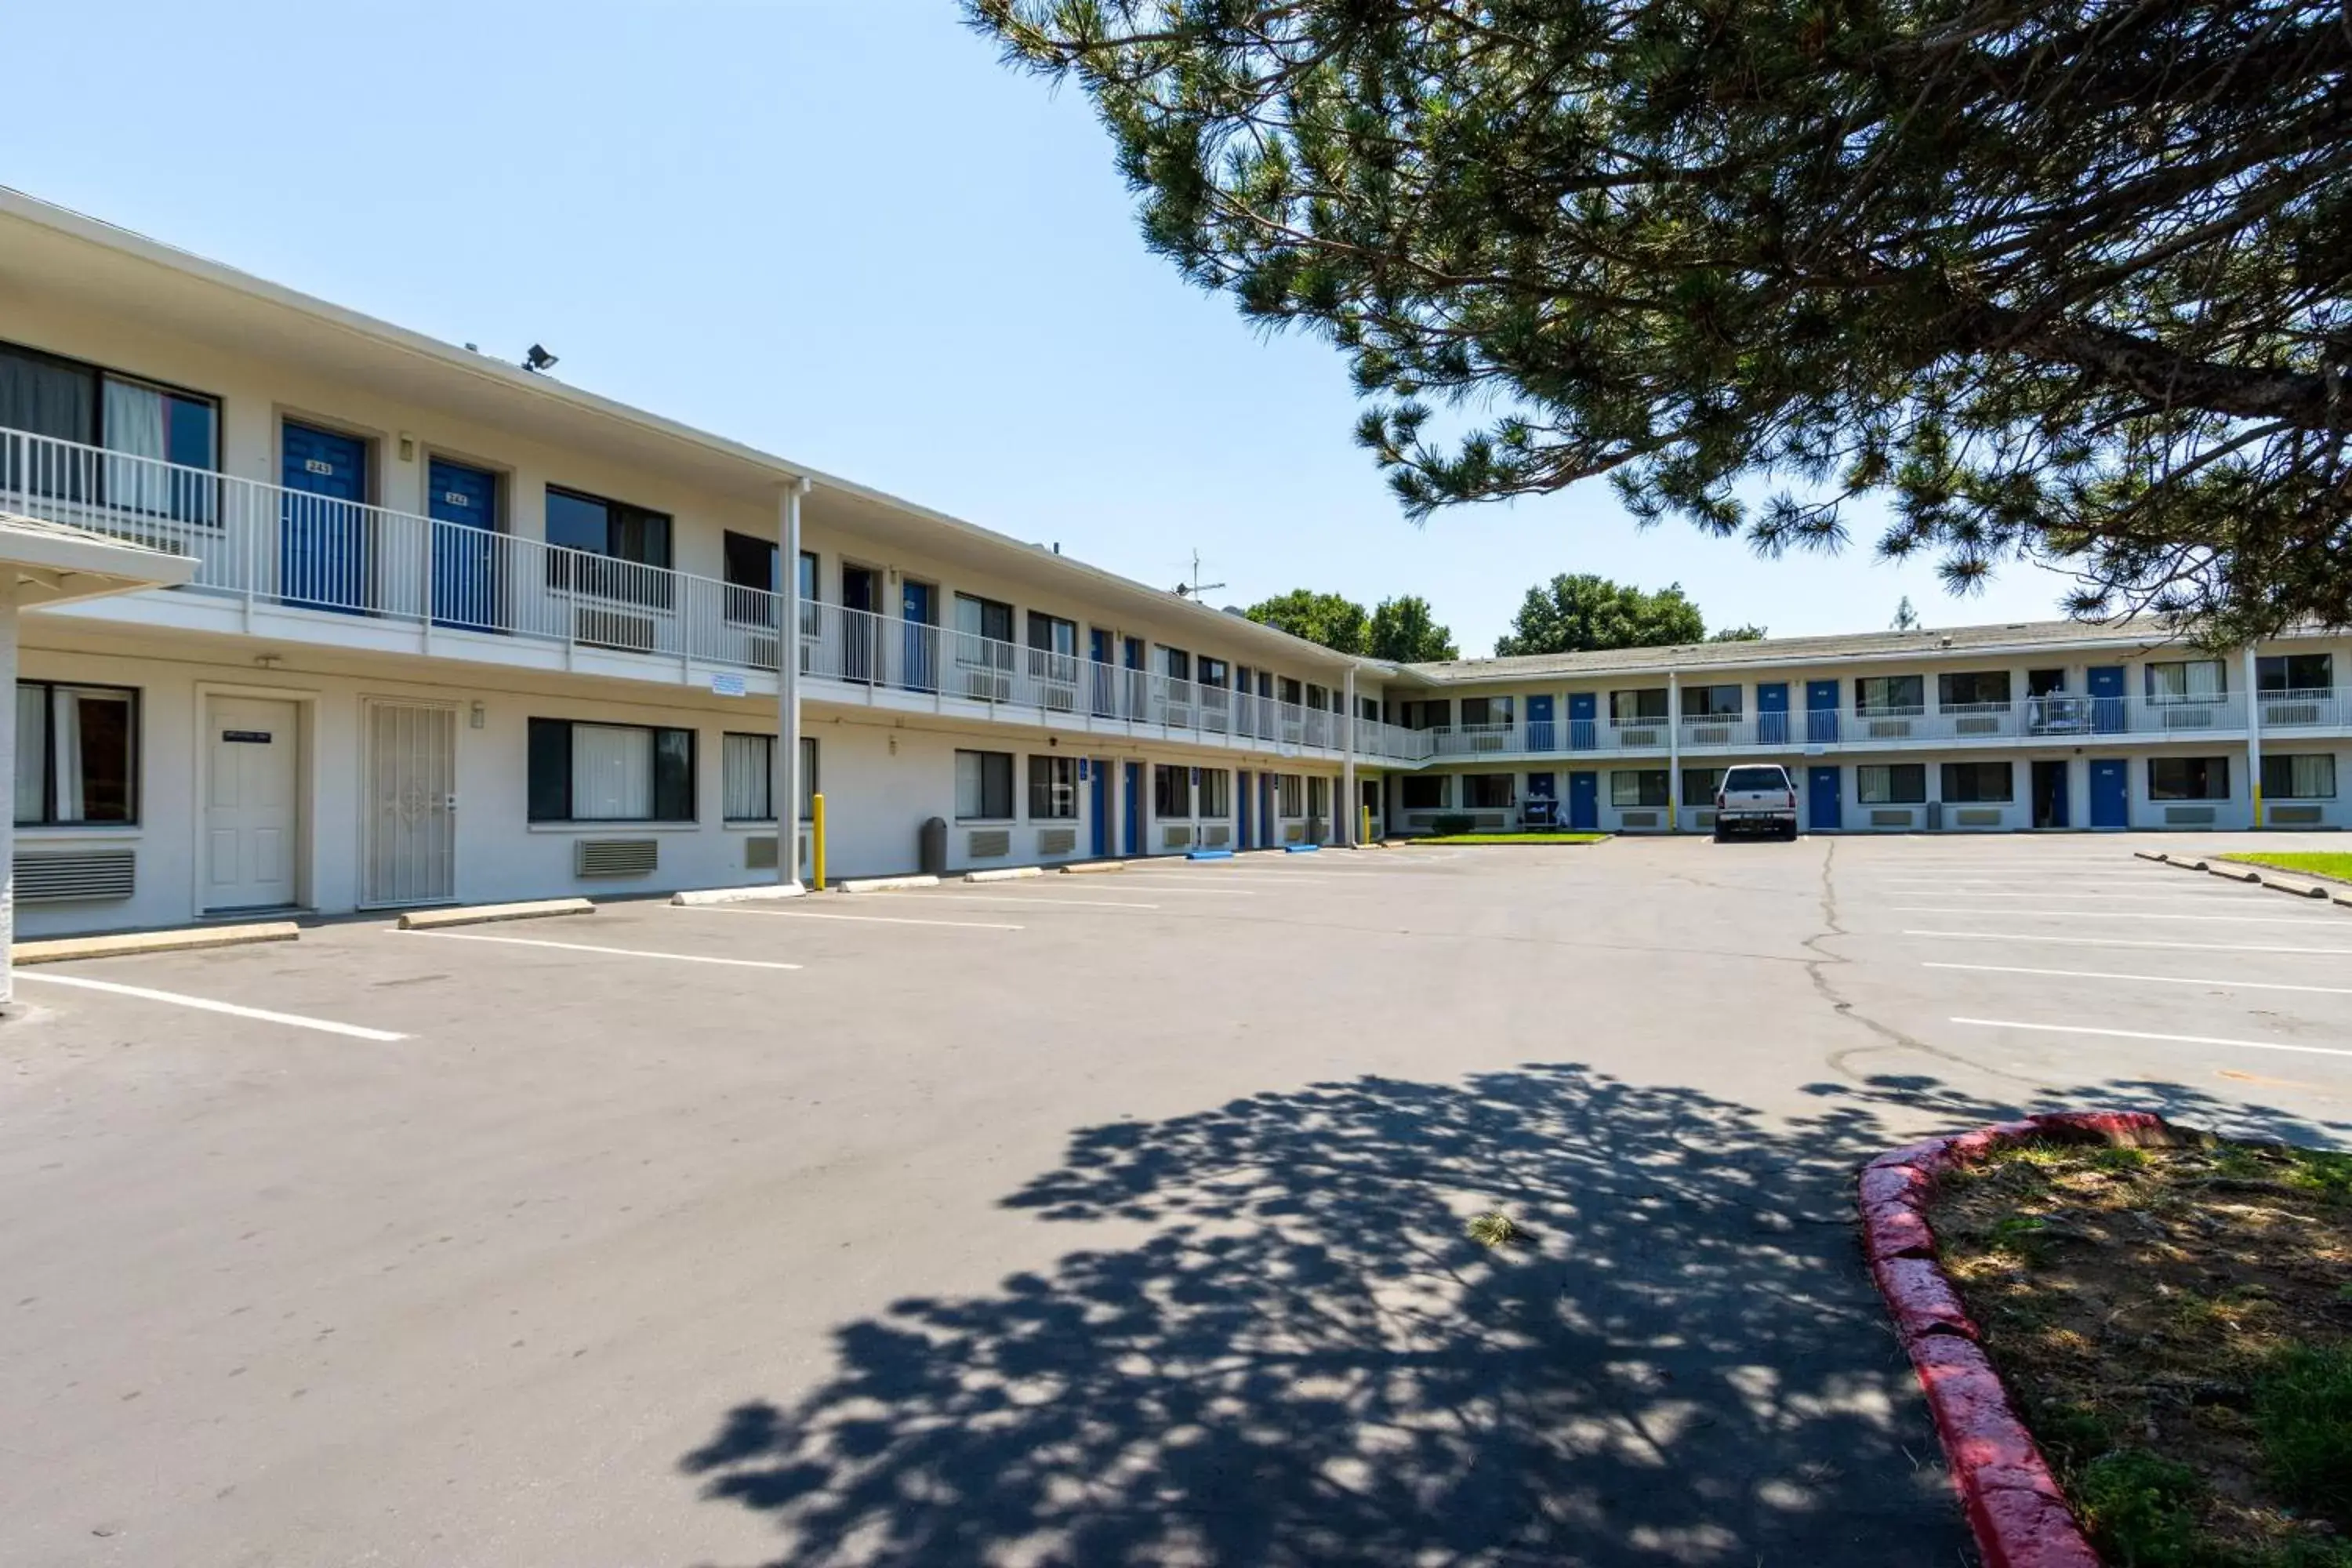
(1712, 764), (1801, 840)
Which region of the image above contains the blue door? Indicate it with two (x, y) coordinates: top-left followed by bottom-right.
(2089, 758), (2128, 829)
(1567, 771), (1599, 831)
(1807, 766), (1842, 832)
(902, 580), (937, 691)
(1524, 771), (1558, 827)
(1122, 763), (1142, 856)
(1237, 770), (1254, 848)
(1756, 682), (1789, 746)
(281, 422), (369, 613)
(1089, 758), (1111, 856)
(1806, 680), (1841, 744)
(1526, 694), (1556, 752)
(2088, 666), (2125, 734)
(427, 457), (498, 631)
(1258, 772), (1275, 848)
(1090, 628), (1116, 716)
(1568, 691), (1597, 751)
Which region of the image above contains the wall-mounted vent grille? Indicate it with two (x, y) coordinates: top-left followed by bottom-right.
(575, 607), (659, 653)
(1282, 822), (1305, 843)
(960, 666), (1013, 702)
(1955, 716), (2003, 735)
(1161, 824), (1193, 850)
(1869, 808), (1916, 827)
(1470, 731), (1506, 752)
(1689, 726), (1730, 746)
(967, 829), (1012, 859)
(1038, 827), (1077, 856)
(1199, 824), (1231, 848)
(16, 848), (136, 903)
(1618, 810), (1660, 828)
(2263, 702), (2321, 726)
(1690, 810), (1719, 829)
(1955, 808), (2004, 827)
(2271, 804), (2325, 826)
(1616, 728), (1661, 748)
(575, 837), (658, 877)
(744, 835), (779, 871)
(1865, 719), (1913, 739)
(2160, 706), (2216, 730)
(2163, 805), (2218, 826)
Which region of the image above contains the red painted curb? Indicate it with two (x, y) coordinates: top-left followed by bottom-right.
(1858, 1109), (2190, 1568)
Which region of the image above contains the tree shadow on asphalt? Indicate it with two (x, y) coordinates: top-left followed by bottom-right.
(679, 1064), (2347, 1567)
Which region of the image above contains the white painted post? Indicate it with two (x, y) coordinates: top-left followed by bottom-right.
(2243, 644), (2263, 829)
(778, 477), (811, 891)
(0, 580), (19, 1011)
(1666, 669), (1682, 833)
(1341, 667), (1358, 847)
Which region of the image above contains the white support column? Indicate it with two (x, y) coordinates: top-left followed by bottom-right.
(778, 477), (811, 891)
(1341, 667), (1358, 847)
(2243, 644), (2263, 830)
(1666, 670), (1682, 833)
(0, 581), (18, 1011)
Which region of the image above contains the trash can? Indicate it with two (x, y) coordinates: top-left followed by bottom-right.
(918, 815), (949, 877)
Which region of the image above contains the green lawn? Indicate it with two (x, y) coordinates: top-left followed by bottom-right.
(2220, 851), (2352, 885)
(1409, 832), (1607, 846)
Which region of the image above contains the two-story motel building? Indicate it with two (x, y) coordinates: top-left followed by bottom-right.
(1, 190), (2345, 937)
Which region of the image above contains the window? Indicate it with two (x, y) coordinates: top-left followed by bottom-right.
(720, 733), (818, 821)
(1027, 612), (1077, 656)
(1308, 777), (1329, 818)
(1402, 775), (1447, 810)
(2027, 668), (2067, 696)
(1610, 688), (1668, 724)
(953, 593), (1014, 648)
(1610, 769), (1669, 808)
(722, 531), (777, 626)
(1684, 684), (1743, 719)
(955, 750), (1014, 819)
(1163, 648), (1192, 682)
(1937, 670), (2013, 707)
(1306, 684), (1329, 711)
(797, 552), (819, 636)
(1029, 755), (1078, 819)
(1195, 768), (1229, 818)
(1277, 774), (1304, 817)
(545, 487), (673, 606)
(0, 342), (220, 519)
(528, 719), (694, 822)
(2257, 653), (2333, 692)
(1199, 657), (1229, 688)
(1681, 768), (1724, 804)
(2144, 659), (2226, 703)
(1461, 696), (1515, 727)
(1465, 773), (1514, 808)
(1856, 764), (1928, 804)
(2262, 753), (2336, 800)
(15, 682), (137, 826)
(1154, 763), (1192, 819)
(1854, 675), (1924, 714)
(1399, 699), (1450, 731)
(1279, 677), (1303, 706)
(2149, 757), (2230, 800)
(1940, 761), (2015, 802)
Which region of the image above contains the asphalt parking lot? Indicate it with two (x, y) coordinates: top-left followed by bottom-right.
(4, 836), (2347, 1568)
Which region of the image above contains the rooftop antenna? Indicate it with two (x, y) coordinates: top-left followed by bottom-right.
(1172, 549), (1227, 601)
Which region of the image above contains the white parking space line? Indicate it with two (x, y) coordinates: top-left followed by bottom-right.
(910, 892), (1160, 910)
(1951, 1017), (2352, 1061)
(401, 930), (804, 970)
(1905, 929), (2352, 955)
(1087, 880), (1259, 895)
(1891, 906), (2336, 924)
(1926, 961), (2352, 996)
(16, 972), (407, 1041)
(1865, 891), (2267, 902)
(678, 906), (1023, 931)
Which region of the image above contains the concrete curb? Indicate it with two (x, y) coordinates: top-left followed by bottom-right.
(670, 884), (809, 906)
(964, 866), (1043, 884)
(2141, 851), (2352, 908)
(1060, 861), (1127, 875)
(835, 874), (940, 895)
(1859, 1109), (2201, 1568)
(397, 898), (593, 930)
(17, 922), (299, 965)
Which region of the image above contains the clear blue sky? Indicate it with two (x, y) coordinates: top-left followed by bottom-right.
(10, 0), (2083, 655)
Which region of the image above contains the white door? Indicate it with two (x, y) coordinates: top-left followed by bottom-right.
(204, 696), (301, 910)
(363, 702), (456, 906)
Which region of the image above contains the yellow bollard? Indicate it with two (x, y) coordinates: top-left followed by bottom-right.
(811, 792), (827, 891)
(1359, 803), (1372, 845)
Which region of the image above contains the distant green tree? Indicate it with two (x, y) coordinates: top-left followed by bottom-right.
(1243, 589), (1369, 654)
(1709, 624), (1768, 642)
(1494, 575), (1706, 657)
(1367, 595), (1457, 662)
